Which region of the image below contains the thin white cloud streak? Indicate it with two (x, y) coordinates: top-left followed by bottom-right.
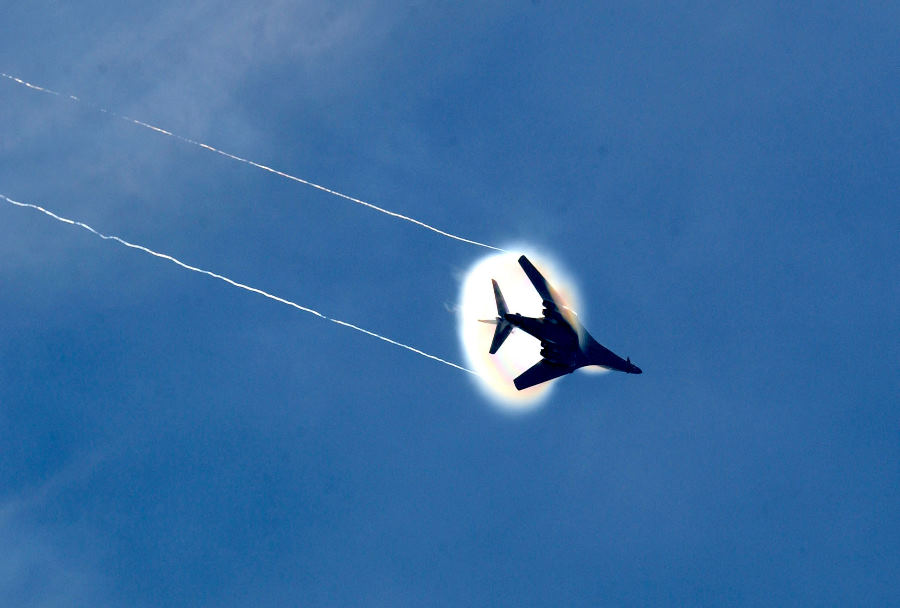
(0, 450), (106, 521)
(1, 72), (504, 252)
(1, 193), (478, 376)
(0, 451), (109, 607)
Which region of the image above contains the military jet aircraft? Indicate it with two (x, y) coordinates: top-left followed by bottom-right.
(480, 255), (642, 390)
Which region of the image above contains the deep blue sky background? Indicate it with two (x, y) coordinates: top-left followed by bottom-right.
(1, 2), (897, 606)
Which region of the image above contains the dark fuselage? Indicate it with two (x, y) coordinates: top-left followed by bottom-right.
(505, 311), (642, 375)
(484, 255), (641, 390)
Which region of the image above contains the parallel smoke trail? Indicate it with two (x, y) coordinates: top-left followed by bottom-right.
(1, 72), (504, 252)
(1, 193), (478, 376)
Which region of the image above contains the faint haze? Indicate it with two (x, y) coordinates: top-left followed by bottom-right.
(1, 2), (897, 606)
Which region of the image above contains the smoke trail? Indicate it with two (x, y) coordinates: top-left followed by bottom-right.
(1, 193), (478, 376)
(1, 72), (504, 252)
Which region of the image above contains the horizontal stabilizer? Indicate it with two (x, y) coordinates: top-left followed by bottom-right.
(488, 279), (513, 354)
(492, 279), (508, 317)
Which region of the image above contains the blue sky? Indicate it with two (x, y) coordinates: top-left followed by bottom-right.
(1, 2), (898, 606)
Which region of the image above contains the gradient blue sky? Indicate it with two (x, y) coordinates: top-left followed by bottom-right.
(2, 2), (898, 606)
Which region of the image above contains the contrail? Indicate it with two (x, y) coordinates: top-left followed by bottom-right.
(1, 72), (504, 252)
(1, 193), (478, 376)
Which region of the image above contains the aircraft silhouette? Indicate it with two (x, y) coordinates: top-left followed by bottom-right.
(481, 255), (642, 390)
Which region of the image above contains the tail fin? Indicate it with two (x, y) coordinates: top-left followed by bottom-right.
(487, 279), (513, 354)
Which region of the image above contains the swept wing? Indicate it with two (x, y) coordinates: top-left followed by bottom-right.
(514, 359), (571, 391)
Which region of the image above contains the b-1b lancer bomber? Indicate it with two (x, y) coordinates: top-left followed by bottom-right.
(481, 255), (642, 391)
